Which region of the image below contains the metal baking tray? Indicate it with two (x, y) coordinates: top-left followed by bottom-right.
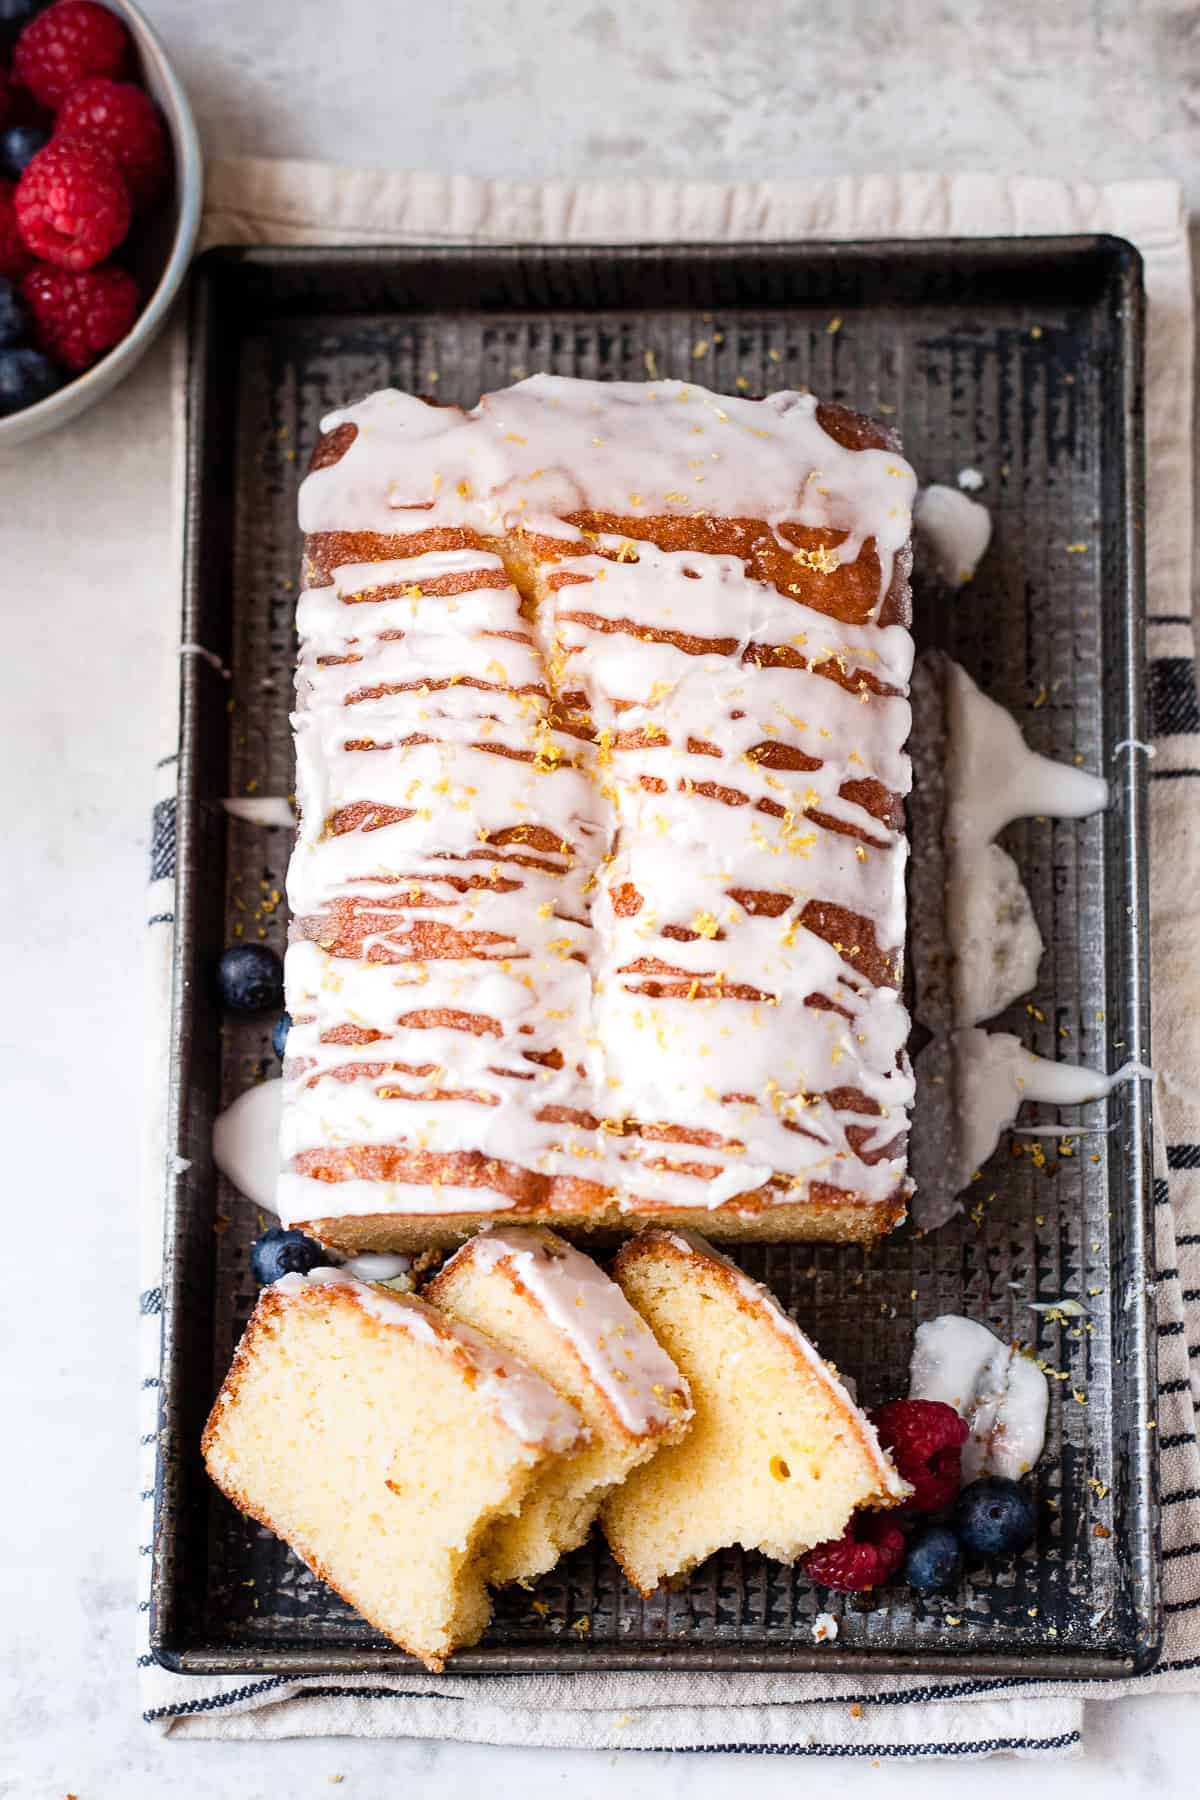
(151, 239), (1156, 1679)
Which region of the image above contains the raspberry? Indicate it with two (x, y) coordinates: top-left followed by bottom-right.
(870, 1398), (970, 1514)
(21, 258), (137, 370)
(802, 1511), (906, 1593)
(15, 136), (129, 270)
(0, 178), (33, 279)
(13, 1), (131, 110)
(55, 78), (167, 212)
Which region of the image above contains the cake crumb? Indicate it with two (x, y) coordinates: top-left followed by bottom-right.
(813, 1611), (839, 1643)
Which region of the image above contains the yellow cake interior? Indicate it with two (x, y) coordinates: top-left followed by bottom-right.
(427, 1227), (690, 1585)
(602, 1232), (908, 1593)
(202, 1281), (572, 1669)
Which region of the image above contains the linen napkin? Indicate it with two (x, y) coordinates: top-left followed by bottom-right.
(138, 165), (1198, 1757)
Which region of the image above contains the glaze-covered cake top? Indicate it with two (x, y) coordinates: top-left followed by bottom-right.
(279, 375), (916, 1229)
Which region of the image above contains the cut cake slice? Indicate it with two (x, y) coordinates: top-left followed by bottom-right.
(426, 1225), (692, 1584)
(201, 1267), (585, 1669)
(602, 1229), (909, 1593)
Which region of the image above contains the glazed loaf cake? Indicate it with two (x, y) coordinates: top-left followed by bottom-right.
(280, 374), (916, 1250)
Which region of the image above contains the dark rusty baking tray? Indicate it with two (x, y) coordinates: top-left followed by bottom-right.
(151, 239), (1157, 1679)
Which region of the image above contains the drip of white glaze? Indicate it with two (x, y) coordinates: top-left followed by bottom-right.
(280, 376), (917, 1225)
(654, 1229), (910, 1499)
(943, 657), (1108, 1026)
(180, 641), (231, 679)
(212, 1079), (282, 1213)
(272, 1267), (584, 1451)
(223, 796), (295, 827)
(340, 1251), (411, 1281)
(952, 841), (1045, 1030)
(949, 1030), (1151, 1195)
(909, 1314), (1048, 1481)
(444, 1228), (690, 1436)
(945, 658), (1108, 851)
(913, 486), (992, 586)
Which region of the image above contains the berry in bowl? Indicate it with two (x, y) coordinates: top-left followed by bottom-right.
(0, 0), (201, 444)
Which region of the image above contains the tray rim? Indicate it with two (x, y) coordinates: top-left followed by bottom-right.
(151, 235), (1157, 1681)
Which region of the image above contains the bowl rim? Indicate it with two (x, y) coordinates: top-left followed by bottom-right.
(0, 0), (203, 439)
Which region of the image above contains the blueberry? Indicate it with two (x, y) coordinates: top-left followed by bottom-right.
(904, 1523), (963, 1594)
(0, 0), (45, 44)
(0, 346), (61, 416)
(217, 943), (284, 1013)
(251, 1226), (326, 1285)
(0, 125), (51, 180)
(271, 1011), (291, 1060)
(0, 279), (28, 350)
(953, 1476), (1036, 1558)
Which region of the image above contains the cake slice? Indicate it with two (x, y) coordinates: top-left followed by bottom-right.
(425, 1226), (692, 1584)
(201, 1267), (585, 1669)
(602, 1229), (909, 1593)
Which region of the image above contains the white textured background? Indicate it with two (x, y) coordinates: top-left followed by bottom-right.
(1, 1), (1198, 1795)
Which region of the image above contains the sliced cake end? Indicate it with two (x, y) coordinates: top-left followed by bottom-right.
(426, 1226), (692, 1585)
(602, 1229), (909, 1594)
(201, 1267), (584, 1669)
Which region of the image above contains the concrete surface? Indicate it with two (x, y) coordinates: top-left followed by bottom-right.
(1, 1), (1198, 1795)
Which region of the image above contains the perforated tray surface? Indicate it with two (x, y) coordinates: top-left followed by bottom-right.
(152, 241), (1157, 1678)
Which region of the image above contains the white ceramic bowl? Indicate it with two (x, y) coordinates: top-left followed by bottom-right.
(0, 0), (203, 447)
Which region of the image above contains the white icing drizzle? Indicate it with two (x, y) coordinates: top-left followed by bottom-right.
(652, 1229), (910, 1499)
(300, 377), (915, 601)
(339, 1251), (410, 1281)
(946, 1029), (1152, 1197)
(223, 796), (296, 827)
(442, 1227), (691, 1436)
(908, 656), (1128, 1232)
(279, 376), (916, 1225)
(180, 641), (231, 679)
(271, 1266), (584, 1452)
(909, 1314), (1048, 1481)
(942, 657), (1108, 1027)
(913, 485), (992, 587)
(212, 1079), (282, 1213)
